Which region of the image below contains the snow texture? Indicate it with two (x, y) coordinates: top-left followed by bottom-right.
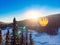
(2, 28), (60, 45)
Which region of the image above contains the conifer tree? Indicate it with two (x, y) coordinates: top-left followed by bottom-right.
(29, 32), (34, 45)
(11, 17), (19, 45)
(19, 30), (24, 45)
(0, 27), (2, 45)
(5, 29), (11, 45)
(13, 17), (18, 36)
(26, 29), (28, 45)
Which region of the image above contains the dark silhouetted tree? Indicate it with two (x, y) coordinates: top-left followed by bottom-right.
(5, 29), (11, 45)
(11, 18), (19, 45)
(29, 32), (34, 45)
(0, 27), (2, 45)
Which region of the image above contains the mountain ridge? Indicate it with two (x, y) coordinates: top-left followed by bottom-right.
(0, 13), (60, 35)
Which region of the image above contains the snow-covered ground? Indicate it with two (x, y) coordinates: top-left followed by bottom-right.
(2, 28), (60, 45)
(29, 28), (60, 45)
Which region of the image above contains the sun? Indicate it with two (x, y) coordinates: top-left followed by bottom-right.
(23, 8), (49, 23)
(24, 9), (42, 19)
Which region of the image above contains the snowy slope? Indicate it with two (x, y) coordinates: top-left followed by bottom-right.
(2, 28), (60, 45)
(30, 28), (60, 45)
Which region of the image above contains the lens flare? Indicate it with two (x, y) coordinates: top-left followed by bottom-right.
(39, 17), (48, 26)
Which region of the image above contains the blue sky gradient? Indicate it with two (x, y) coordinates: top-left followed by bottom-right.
(0, 0), (60, 23)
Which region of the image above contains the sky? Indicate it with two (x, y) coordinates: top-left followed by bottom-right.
(0, 0), (60, 23)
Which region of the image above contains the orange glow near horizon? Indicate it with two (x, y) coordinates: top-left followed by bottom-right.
(39, 17), (48, 26)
